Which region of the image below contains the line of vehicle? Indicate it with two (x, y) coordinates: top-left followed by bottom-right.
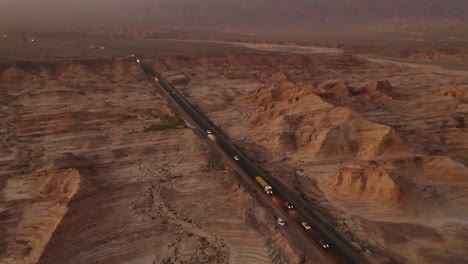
(135, 56), (366, 264)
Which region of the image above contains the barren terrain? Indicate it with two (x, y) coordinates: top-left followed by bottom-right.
(0, 58), (303, 264)
(0, 31), (467, 264)
(151, 51), (468, 263)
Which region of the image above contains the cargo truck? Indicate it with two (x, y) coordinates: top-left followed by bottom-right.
(255, 176), (273, 194)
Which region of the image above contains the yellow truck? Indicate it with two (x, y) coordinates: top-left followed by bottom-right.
(255, 176), (273, 195)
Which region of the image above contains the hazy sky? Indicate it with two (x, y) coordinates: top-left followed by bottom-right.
(1, 0), (467, 30)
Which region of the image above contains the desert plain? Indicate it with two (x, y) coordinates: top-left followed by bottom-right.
(0, 29), (467, 264)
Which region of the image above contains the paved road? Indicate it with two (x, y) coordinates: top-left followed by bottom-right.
(138, 59), (369, 264)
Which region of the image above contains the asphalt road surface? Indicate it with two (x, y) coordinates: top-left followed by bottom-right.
(138, 59), (369, 264)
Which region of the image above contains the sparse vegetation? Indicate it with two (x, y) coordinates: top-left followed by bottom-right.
(143, 114), (185, 132)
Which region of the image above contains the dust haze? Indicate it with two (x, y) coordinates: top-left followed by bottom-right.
(1, 0), (467, 30)
(1, 1), (468, 264)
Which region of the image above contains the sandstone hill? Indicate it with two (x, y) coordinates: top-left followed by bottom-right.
(169, 52), (468, 263)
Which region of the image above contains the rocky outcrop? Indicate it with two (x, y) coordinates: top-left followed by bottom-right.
(317, 79), (354, 96)
(246, 74), (409, 159)
(312, 108), (408, 159)
(317, 79), (396, 105)
(0, 169), (81, 264)
(436, 85), (468, 101)
(365, 80), (393, 94)
(324, 167), (401, 202)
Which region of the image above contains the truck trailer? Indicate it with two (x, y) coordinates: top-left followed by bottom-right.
(255, 176), (273, 195)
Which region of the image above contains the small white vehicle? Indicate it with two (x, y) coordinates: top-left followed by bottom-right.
(285, 202), (294, 209)
(301, 222), (311, 230)
(153, 76), (159, 81)
(318, 240), (330, 249)
(206, 130), (212, 134)
(136, 59), (140, 64)
(233, 156), (239, 161)
(130, 54), (135, 57)
(276, 216), (285, 226)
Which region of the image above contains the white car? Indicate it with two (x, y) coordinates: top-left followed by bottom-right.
(136, 59), (140, 64)
(301, 222), (311, 230)
(153, 76), (159, 81)
(233, 156), (239, 161)
(130, 54), (135, 57)
(285, 202), (294, 209)
(206, 130), (212, 134)
(276, 217), (285, 226)
(318, 240), (330, 249)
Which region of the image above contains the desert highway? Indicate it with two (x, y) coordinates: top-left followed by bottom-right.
(138, 58), (369, 264)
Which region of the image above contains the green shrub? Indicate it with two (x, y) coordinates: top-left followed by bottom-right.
(143, 114), (185, 132)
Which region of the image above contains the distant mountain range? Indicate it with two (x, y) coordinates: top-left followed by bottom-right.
(1, 0), (467, 30)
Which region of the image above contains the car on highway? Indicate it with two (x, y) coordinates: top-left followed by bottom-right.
(136, 59), (140, 64)
(318, 240), (330, 249)
(153, 76), (159, 81)
(301, 222), (311, 230)
(285, 202), (294, 209)
(206, 130), (212, 134)
(276, 216), (285, 226)
(233, 156), (239, 161)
